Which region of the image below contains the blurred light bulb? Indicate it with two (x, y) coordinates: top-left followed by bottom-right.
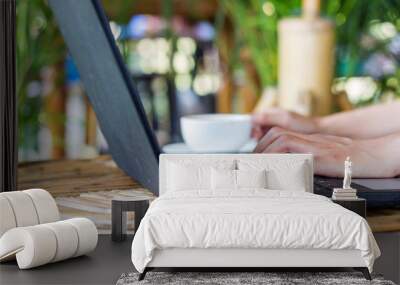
(344, 77), (377, 103)
(173, 52), (194, 74)
(177, 37), (196, 55)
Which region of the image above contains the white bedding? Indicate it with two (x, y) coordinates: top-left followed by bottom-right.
(131, 190), (380, 273)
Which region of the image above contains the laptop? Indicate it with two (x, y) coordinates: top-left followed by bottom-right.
(49, 0), (400, 208)
(314, 176), (400, 208)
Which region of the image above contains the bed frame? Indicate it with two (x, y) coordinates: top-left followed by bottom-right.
(141, 248), (370, 280)
(139, 154), (371, 280)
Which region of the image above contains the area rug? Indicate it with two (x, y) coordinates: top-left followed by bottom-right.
(116, 271), (395, 285)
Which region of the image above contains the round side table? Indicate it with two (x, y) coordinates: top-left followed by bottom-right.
(111, 197), (150, 242)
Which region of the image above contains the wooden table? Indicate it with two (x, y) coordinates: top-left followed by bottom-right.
(17, 155), (154, 233)
(367, 208), (400, 233)
(18, 155), (143, 197)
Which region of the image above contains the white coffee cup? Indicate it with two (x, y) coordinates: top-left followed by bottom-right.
(180, 114), (252, 152)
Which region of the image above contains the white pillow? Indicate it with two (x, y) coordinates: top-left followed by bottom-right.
(236, 169), (267, 189)
(167, 160), (235, 192)
(211, 169), (267, 190)
(238, 159), (308, 191)
(211, 168), (236, 190)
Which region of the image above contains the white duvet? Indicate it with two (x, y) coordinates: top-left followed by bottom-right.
(131, 190), (380, 273)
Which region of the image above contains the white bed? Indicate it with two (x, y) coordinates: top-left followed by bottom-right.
(131, 154), (380, 280)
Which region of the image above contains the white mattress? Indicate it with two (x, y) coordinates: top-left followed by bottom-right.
(131, 190), (380, 273)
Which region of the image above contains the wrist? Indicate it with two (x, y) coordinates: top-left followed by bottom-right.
(313, 116), (337, 135)
(312, 117), (322, 133)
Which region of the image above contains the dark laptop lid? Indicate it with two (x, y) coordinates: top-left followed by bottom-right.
(314, 176), (400, 208)
(49, 0), (160, 195)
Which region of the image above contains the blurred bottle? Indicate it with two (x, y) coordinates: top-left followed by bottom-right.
(278, 0), (335, 116)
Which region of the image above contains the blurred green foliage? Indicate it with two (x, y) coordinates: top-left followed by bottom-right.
(16, 0), (400, 156)
(219, 0), (400, 89)
(17, 0), (66, 153)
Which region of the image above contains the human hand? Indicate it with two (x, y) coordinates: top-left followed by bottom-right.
(251, 108), (319, 140)
(254, 127), (400, 178)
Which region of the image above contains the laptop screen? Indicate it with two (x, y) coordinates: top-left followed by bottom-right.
(49, 0), (160, 195)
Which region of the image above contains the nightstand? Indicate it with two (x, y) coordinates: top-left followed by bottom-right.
(111, 197), (150, 242)
(331, 198), (366, 218)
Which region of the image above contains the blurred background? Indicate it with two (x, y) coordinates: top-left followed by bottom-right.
(17, 0), (400, 162)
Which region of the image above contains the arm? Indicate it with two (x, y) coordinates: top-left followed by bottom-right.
(252, 101), (400, 139)
(316, 101), (400, 139)
(254, 127), (400, 178)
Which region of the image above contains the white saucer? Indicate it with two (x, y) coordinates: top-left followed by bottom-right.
(162, 139), (257, 154)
